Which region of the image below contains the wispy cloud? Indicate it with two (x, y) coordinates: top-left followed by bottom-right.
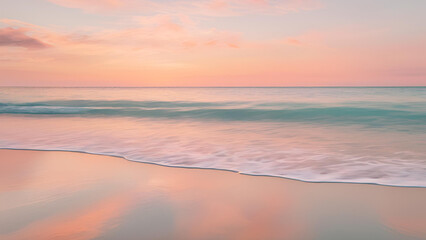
(1, 16), (241, 50)
(1, 1), (424, 86)
(0, 27), (50, 49)
(46, 0), (322, 16)
(47, 0), (131, 13)
(0, 17), (242, 70)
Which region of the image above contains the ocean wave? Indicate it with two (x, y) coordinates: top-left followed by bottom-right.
(0, 100), (425, 127)
(0, 87), (425, 188)
(0, 100), (231, 108)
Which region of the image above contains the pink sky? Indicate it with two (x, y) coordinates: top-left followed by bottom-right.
(0, 0), (425, 86)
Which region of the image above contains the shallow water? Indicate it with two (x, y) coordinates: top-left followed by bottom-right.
(0, 87), (425, 187)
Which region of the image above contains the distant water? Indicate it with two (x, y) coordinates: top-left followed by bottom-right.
(0, 87), (425, 187)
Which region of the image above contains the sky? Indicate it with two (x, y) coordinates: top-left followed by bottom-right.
(0, 0), (425, 87)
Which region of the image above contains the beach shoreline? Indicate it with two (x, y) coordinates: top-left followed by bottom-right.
(1, 147), (424, 189)
(1, 149), (425, 240)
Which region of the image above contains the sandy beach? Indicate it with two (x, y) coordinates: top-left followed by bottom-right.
(0, 149), (425, 240)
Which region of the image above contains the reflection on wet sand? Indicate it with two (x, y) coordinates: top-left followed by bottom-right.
(0, 149), (425, 240)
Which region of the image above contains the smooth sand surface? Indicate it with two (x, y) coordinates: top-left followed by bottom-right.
(0, 149), (425, 240)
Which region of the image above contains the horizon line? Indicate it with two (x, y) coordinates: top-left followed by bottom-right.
(1, 86), (425, 88)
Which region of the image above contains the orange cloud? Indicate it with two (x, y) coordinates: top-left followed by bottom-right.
(47, 0), (130, 12)
(286, 38), (302, 46)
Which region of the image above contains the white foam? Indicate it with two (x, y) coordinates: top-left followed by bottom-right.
(1, 115), (425, 187)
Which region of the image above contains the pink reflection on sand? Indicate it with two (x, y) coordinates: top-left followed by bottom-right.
(378, 191), (426, 239)
(5, 193), (136, 240)
(1, 150), (425, 240)
(1, 150), (308, 240)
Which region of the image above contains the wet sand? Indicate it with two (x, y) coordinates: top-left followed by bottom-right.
(0, 149), (425, 240)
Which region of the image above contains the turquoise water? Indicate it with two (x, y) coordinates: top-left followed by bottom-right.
(0, 87), (425, 186)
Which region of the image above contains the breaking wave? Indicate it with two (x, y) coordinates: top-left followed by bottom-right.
(1, 100), (425, 127)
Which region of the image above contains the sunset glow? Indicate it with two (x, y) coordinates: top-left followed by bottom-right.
(0, 0), (425, 86)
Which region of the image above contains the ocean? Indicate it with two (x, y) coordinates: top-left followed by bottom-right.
(0, 87), (425, 187)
